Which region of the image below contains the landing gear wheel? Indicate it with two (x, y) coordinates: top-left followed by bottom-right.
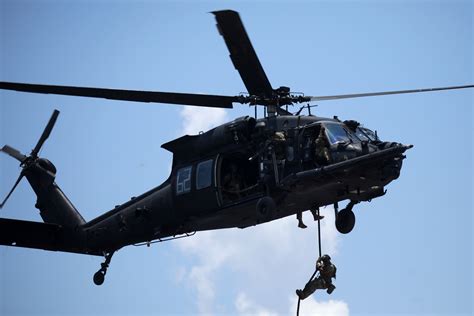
(256, 196), (276, 222)
(335, 208), (356, 234)
(93, 270), (105, 286)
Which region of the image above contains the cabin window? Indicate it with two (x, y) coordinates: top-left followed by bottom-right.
(176, 166), (192, 195)
(196, 159), (213, 190)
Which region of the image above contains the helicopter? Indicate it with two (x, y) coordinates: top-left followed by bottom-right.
(0, 10), (472, 286)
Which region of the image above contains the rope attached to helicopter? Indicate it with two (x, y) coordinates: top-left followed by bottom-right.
(296, 207), (337, 316)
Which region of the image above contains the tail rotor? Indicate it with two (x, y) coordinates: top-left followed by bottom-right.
(0, 110), (60, 209)
(1, 145), (27, 163)
(31, 110), (59, 159)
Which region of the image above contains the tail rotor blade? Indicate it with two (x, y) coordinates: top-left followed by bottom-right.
(0, 173), (24, 209)
(1, 145), (27, 162)
(31, 110), (60, 157)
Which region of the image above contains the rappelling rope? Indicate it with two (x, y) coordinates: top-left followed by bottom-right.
(317, 208), (322, 258)
(296, 208), (323, 316)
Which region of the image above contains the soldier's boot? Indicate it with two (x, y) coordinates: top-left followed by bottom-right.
(296, 289), (310, 300)
(310, 209), (324, 221)
(297, 213), (307, 229)
(298, 220), (307, 229)
(326, 284), (336, 294)
(296, 289), (303, 299)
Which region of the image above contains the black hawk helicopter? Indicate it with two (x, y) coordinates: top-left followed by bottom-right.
(0, 10), (472, 286)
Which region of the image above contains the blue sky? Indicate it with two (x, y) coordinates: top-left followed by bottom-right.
(0, 1), (472, 315)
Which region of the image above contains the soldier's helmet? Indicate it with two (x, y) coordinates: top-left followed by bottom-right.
(321, 254), (331, 262)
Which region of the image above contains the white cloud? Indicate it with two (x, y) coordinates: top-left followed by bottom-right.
(188, 265), (216, 314)
(234, 292), (349, 316)
(180, 106), (228, 135)
(175, 207), (347, 314)
(235, 292), (278, 316)
(177, 232), (239, 314)
(289, 296), (349, 316)
(174, 266), (186, 284)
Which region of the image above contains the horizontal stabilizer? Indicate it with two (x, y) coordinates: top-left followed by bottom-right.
(0, 218), (101, 256)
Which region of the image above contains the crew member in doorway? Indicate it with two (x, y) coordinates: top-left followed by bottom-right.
(315, 126), (331, 165)
(223, 163), (245, 200)
(273, 131), (286, 160)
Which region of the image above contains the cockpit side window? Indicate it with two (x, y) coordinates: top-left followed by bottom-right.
(355, 127), (370, 141)
(176, 166), (192, 195)
(360, 127), (379, 141)
(196, 159), (213, 190)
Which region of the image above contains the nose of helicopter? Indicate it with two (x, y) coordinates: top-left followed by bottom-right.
(380, 143), (413, 180)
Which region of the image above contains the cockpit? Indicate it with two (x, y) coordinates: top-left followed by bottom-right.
(355, 127), (379, 142)
(324, 122), (361, 145)
(323, 122), (379, 145)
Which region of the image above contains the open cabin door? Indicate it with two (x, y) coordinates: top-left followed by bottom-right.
(216, 153), (261, 206)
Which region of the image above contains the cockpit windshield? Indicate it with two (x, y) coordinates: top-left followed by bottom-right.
(356, 127), (378, 141)
(324, 123), (360, 145)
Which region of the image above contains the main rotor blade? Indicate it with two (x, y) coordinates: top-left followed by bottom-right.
(0, 82), (238, 108)
(213, 10), (273, 97)
(1, 145), (27, 162)
(31, 110), (60, 158)
(310, 85), (474, 102)
(0, 173), (24, 209)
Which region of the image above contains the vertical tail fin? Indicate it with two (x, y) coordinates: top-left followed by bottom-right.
(1, 110), (85, 227)
(27, 166), (86, 226)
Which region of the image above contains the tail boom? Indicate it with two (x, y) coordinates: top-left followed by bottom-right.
(0, 217), (101, 256)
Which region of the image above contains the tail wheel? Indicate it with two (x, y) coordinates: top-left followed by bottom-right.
(93, 270), (105, 286)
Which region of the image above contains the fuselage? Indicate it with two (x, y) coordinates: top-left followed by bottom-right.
(78, 114), (410, 252)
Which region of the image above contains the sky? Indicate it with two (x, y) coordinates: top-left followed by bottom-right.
(0, 1), (472, 315)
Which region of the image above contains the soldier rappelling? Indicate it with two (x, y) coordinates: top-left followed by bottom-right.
(296, 254), (337, 300)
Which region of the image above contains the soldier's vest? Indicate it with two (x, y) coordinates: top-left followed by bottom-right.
(320, 264), (336, 281)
